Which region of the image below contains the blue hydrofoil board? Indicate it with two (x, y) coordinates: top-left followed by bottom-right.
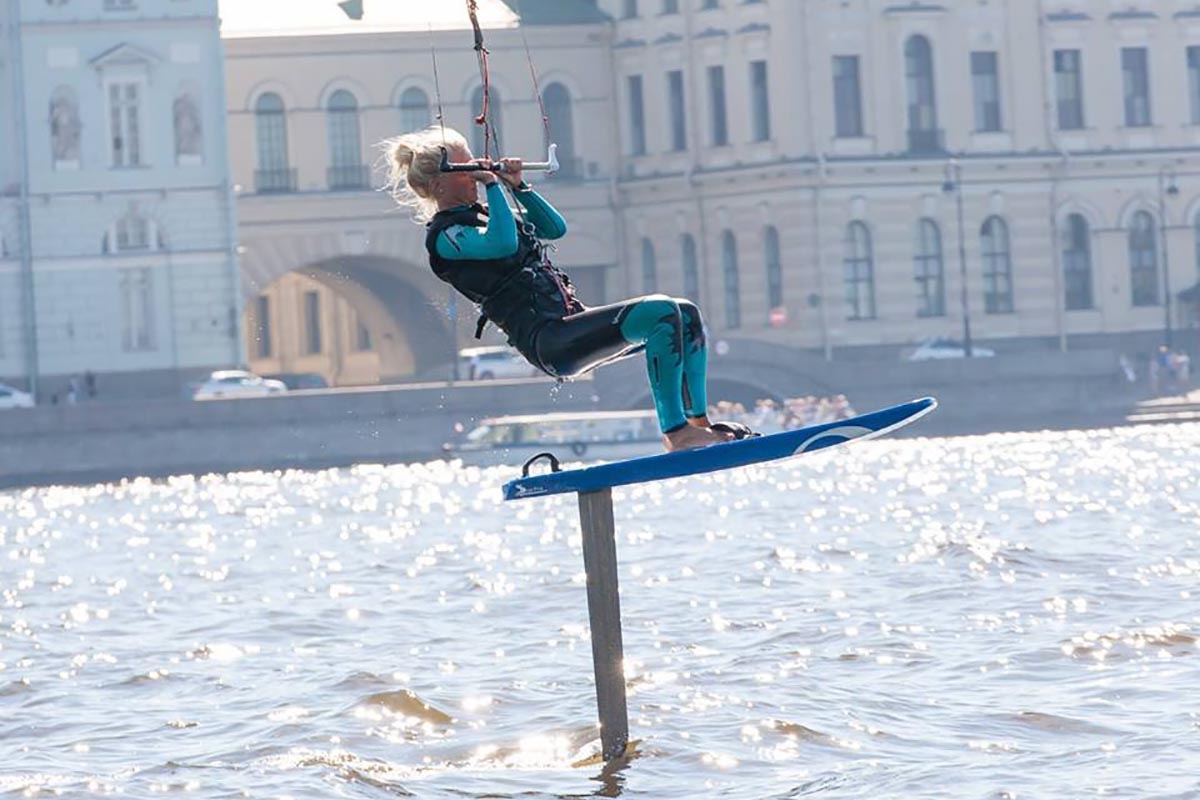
(503, 396), (937, 501)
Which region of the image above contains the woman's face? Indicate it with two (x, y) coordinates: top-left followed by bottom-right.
(437, 143), (481, 207)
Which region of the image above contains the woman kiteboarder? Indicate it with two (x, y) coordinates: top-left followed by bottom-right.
(381, 127), (753, 452)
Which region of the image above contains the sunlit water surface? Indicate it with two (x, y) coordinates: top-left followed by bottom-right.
(2, 425), (1199, 799)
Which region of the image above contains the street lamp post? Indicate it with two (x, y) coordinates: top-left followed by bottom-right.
(1157, 165), (1179, 348)
(943, 159), (973, 357)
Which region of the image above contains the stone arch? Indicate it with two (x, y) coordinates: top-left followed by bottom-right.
(317, 77), (371, 110)
(1116, 195), (1159, 229)
(597, 337), (834, 412)
(243, 79), (299, 112)
(241, 246), (457, 381)
(1054, 196), (1105, 230)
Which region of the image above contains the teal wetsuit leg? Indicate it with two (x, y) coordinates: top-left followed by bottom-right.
(677, 299), (709, 419)
(616, 295), (688, 434)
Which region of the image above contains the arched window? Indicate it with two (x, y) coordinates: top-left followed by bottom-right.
(542, 82), (577, 179)
(327, 89), (365, 189)
(641, 238), (657, 295)
(470, 85), (503, 157)
(722, 230), (741, 329)
(844, 221), (876, 320)
(254, 92), (293, 192)
(398, 86), (431, 133)
(980, 216), (1014, 313)
(914, 218), (945, 317)
(681, 233), (700, 304)
(905, 35), (939, 152)
(1063, 213), (1094, 310)
(1129, 210), (1159, 306)
(764, 226), (783, 311)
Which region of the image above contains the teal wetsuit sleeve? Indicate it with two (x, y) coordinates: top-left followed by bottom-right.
(435, 183), (518, 260)
(514, 188), (567, 240)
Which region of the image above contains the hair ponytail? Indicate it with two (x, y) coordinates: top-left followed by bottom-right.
(378, 127), (468, 223)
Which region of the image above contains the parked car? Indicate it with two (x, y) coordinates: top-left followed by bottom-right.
(904, 337), (996, 361)
(263, 372), (329, 390)
(457, 346), (541, 380)
(0, 382), (35, 410)
(192, 369), (288, 400)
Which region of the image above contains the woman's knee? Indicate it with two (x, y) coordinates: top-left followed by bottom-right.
(626, 295), (682, 331)
(639, 294), (680, 316)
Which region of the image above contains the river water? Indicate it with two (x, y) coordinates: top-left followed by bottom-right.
(1, 424), (1198, 799)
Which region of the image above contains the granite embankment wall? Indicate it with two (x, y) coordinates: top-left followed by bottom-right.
(0, 348), (1142, 489)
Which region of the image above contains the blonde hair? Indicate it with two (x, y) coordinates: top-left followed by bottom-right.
(378, 126), (468, 224)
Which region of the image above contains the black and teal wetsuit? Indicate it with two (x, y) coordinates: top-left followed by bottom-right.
(425, 182), (711, 435)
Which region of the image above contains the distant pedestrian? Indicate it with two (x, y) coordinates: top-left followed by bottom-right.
(67, 375), (79, 405)
(84, 370), (97, 399)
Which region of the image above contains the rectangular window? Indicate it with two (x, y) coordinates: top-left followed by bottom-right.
(667, 70), (687, 151)
(120, 267), (155, 352)
(662, 0), (679, 12)
(622, 0), (637, 19)
(708, 65), (728, 146)
(1054, 50), (1084, 130)
(304, 291), (322, 355)
(1189, 46), (1200, 124)
(356, 320), (372, 352)
(1121, 47), (1151, 127)
(627, 75), (646, 156)
(971, 51), (1002, 132)
(108, 82), (142, 166)
(750, 60), (771, 141)
(255, 295), (272, 358)
(832, 55), (864, 137)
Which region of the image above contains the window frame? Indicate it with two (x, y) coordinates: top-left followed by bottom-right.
(914, 218), (946, 318)
(980, 216), (1014, 314)
(832, 55), (864, 138)
(844, 221), (876, 321)
(970, 51), (1002, 133)
(1128, 210), (1160, 307)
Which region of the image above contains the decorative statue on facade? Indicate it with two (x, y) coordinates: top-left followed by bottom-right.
(173, 92), (203, 158)
(50, 89), (81, 162)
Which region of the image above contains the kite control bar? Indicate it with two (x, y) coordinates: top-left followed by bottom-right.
(439, 143), (559, 174)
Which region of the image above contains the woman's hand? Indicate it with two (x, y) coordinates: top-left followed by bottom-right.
(470, 158), (498, 185)
(496, 158), (524, 189)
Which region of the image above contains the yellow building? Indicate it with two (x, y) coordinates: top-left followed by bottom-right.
(224, 0), (1200, 388)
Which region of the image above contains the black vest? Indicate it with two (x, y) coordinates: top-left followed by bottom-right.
(425, 202), (582, 370)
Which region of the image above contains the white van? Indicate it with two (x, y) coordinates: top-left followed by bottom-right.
(457, 346), (541, 380)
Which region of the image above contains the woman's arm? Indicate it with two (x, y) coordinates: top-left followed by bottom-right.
(513, 185), (567, 240)
(435, 183), (519, 260)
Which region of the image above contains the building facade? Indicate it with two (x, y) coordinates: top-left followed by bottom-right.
(0, 0), (240, 399)
(605, 0), (1200, 359)
(10, 0), (1195, 396)
(228, 0), (1200, 389)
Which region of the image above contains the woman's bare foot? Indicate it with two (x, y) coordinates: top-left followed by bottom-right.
(663, 424), (735, 452)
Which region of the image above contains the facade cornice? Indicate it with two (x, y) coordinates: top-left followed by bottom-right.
(1044, 11), (1090, 23)
(882, 3), (948, 17)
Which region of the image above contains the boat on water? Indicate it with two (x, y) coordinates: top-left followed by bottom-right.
(442, 409), (663, 467)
